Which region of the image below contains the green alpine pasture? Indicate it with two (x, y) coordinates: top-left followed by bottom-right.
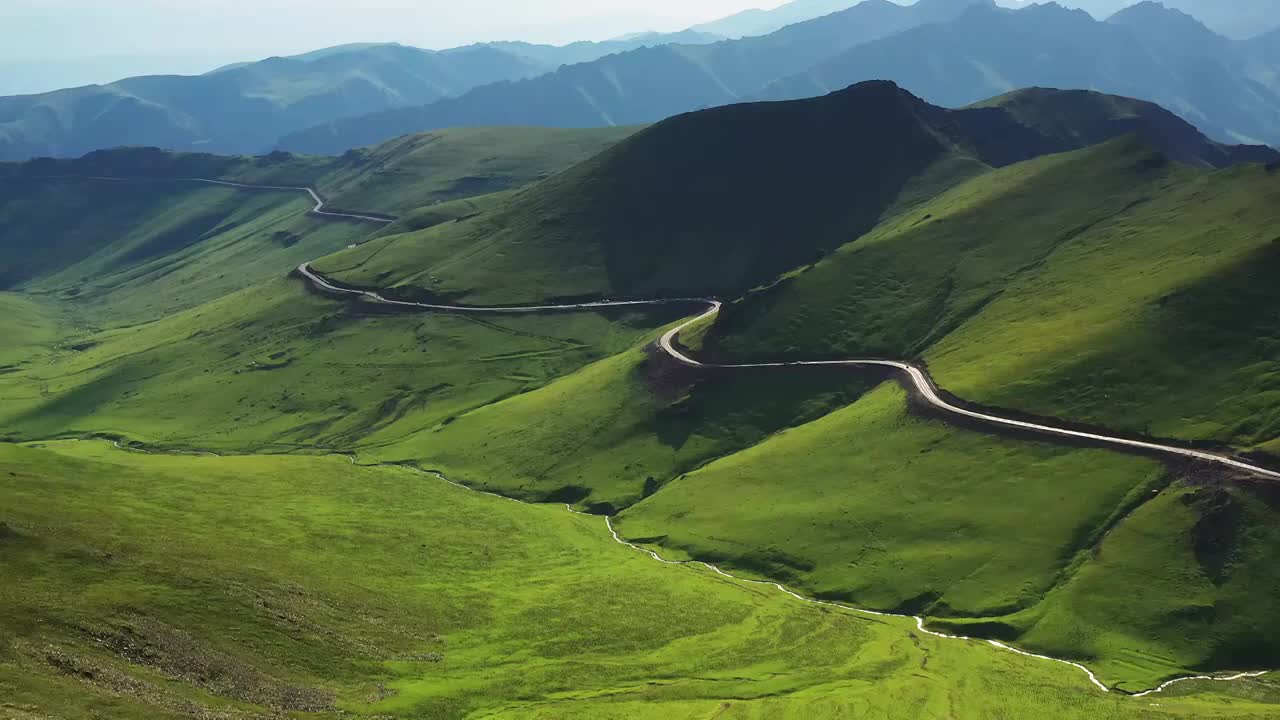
(0, 293), (61, 368)
(0, 177), (372, 325)
(713, 138), (1280, 453)
(312, 84), (978, 304)
(971, 479), (1280, 694)
(311, 83), (1263, 306)
(616, 383), (1165, 621)
(4, 125), (636, 218)
(0, 278), (677, 453)
(362, 346), (875, 510)
(298, 126), (639, 217)
(3, 440), (1280, 719)
(5, 83), (1280, 714)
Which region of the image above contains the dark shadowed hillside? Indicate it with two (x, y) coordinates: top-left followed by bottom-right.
(315, 81), (1274, 303)
(963, 87), (1278, 167)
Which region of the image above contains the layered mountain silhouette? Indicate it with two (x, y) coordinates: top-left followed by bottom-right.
(1042, 0), (1280, 38)
(277, 0), (995, 154)
(760, 2), (1280, 147)
(690, 0), (862, 38)
(0, 33), (715, 161)
(282, 0), (1280, 155)
(6, 0), (1278, 160)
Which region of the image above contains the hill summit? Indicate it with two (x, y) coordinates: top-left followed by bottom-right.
(315, 81), (1277, 304)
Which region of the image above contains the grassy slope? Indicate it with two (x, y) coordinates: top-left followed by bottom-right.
(314, 83), (980, 303)
(965, 88), (1280, 169)
(312, 82), (1270, 306)
(0, 125), (633, 327)
(0, 293), (61, 369)
(305, 126), (638, 217)
(3, 125), (637, 218)
(320, 134), (1280, 687)
(365, 347), (875, 510)
(924, 163), (1280, 450)
(965, 480), (1280, 693)
(5, 440), (1280, 719)
(0, 279), (674, 453)
(6, 89), (1280, 703)
(1, 179), (371, 326)
(0, 178), (281, 290)
(616, 382), (1280, 688)
(0, 129), (667, 453)
(644, 138), (1280, 684)
(616, 384), (1164, 620)
(714, 138), (1280, 452)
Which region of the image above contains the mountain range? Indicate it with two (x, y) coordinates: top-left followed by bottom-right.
(281, 0), (1280, 155)
(761, 2), (1280, 147)
(690, 0), (862, 38)
(1037, 0), (1280, 37)
(277, 0), (993, 154)
(0, 32), (709, 162)
(3, 0), (1278, 162)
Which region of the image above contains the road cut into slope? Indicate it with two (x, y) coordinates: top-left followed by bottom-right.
(33, 174), (1280, 696)
(299, 261), (1280, 483)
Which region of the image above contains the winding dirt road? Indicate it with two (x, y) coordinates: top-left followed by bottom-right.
(299, 262), (1280, 483)
(47, 175), (1279, 696)
(39, 174), (1280, 480)
(194, 179), (395, 223)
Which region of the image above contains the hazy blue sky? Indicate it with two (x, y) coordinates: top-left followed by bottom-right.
(1, 0), (790, 61)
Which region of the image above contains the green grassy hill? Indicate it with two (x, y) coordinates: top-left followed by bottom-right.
(314, 82), (1272, 304)
(297, 126), (639, 217)
(0, 278), (679, 454)
(2, 125), (636, 218)
(0, 126), (634, 326)
(308, 81), (970, 302)
(6, 79), (1280, 707)
(0, 178), (369, 325)
(710, 138), (1280, 453)
(966, 87), (1278, 168)
(0, 124), (651, 455)
(296, 86), (1280, 689)
(7, 440), (1280, 717)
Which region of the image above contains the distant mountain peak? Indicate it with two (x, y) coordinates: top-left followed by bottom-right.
(690, 0), (866, 39)
(827, 78), (938, 107)
(1016, 2), (1096, 20)
(913, 0), (997, 11)
(1108, 0), (1226, 52)
(1111, 1), (1202, 24)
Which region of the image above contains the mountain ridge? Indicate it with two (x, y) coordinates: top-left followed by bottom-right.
(276, 0), (995, 155)
(758, 1), (1280, 147)
(313, 81), (1276, 306)
(0, 34), (696, 162)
